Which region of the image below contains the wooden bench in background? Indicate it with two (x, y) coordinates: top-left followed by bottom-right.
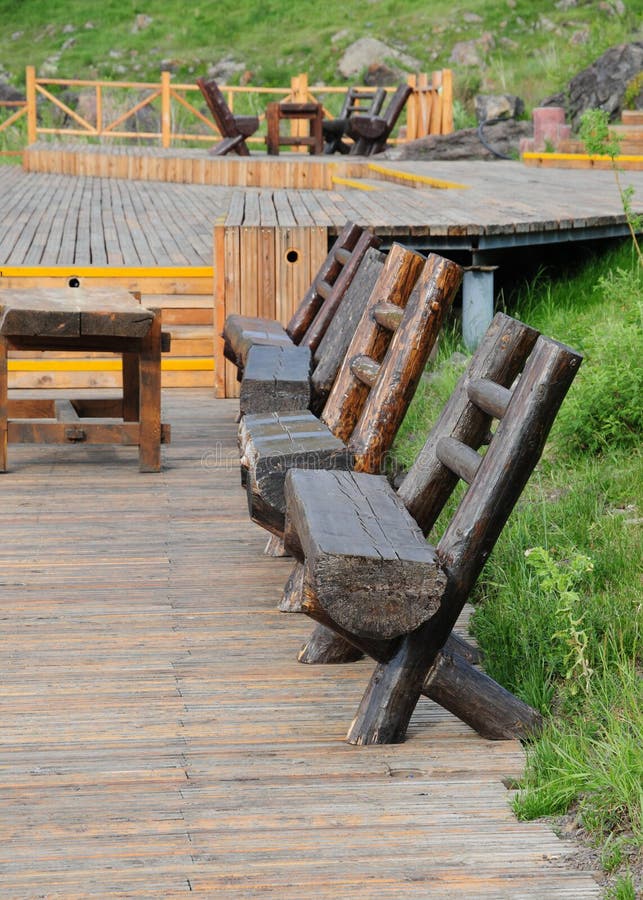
(223, 222), (382, 416)
(0, 286), (171, 472)
(239, 247), (462, 539)
(196, 76), (260, 156)
(322, 86), (386, 154)
(347, 84), (413, 156)
(282, 313), (582, 744)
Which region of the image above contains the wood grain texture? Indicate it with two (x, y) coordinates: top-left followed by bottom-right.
(0, 390), (600, 898)
(284, 468), (447, 639)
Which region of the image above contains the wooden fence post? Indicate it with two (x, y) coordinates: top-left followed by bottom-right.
(441, 69), (454, 134)
(161, 70), (171, 148)
(290, 73), (309, 152)
(26, 66), (37, 145)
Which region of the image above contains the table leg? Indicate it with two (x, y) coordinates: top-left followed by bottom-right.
(311, 111), (323, 155)
(122, 352), (140, 421)
(0, 337), (7, 472)
(138, 309), (162, 472)
(266, 103), (279, 155)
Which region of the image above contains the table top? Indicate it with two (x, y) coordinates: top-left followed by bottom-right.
(0, 286), (155, 338)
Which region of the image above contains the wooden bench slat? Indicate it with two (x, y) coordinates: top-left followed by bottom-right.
(349, 353), (380, 388)
(284, 468), (447, 640)
(467, 377), (512, 419)
(435, 436), (482, 484)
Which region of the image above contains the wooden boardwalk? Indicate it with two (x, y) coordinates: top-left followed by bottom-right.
(0, 391), (601, 898)
(2, 160), (643, 267)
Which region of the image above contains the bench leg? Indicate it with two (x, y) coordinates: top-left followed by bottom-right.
(138, 310), (162, 472)
(0, 337), (7, 472)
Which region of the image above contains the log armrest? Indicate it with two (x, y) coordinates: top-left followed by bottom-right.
(284, 468), (447, 640)
(240, 344), (312, 416)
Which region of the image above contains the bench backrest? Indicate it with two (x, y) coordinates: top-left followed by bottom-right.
(196, 77), (239, 138)
(287, 223), (381, 347)
(321, 248), (463, 472)
(339, 87), (386, 119)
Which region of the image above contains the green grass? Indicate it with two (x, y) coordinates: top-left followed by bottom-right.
(0, 0), (640, 108)
(392, 239), (642, 892)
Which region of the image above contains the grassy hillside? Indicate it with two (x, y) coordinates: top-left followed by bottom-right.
(0, 0), (641, 114)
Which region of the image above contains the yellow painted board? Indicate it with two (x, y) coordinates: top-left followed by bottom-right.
(8, 358), (214, 372)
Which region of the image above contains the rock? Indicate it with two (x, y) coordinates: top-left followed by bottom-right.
(450, 32), (495, 67)
(0, 81), (24, 103)
(450, 40), (483, 67)
(364, 62), (397, 87)
(570, 27), (590, 45)
(131, 14), (153, 33)
(62, 38), (76, 51)
(338, 37), (420, 79)
(540, 41), (643, 129)
(463, 12), (483, 23)
(206, 55), (246, 84)
(379, 119), (532, 161)
(39, 55), (61, 78)
(11, 31), (23, 41)
(475, 94), (525, 123)
(555, 0), (577, 7)
(331, 29), (349, 44)
(62, 24), (75, 34)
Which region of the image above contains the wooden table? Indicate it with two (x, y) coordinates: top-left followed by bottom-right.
(265, 101), (324, 155)
(0, 286), (170, 472)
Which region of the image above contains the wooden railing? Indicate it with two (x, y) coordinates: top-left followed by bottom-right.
(0, 99), (28, 157)
(14, 66), (453, 153)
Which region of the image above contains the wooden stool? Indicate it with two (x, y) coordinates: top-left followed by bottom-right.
(0, 286), (170, 472)
(265, 101), (324, 155)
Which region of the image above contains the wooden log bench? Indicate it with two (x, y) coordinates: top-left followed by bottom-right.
(322, 87), (386, 154)
(0, 286), (171, 472)
(223, 222), (382, 415)
(239, 247), (462, 538)
(347, 84), (412, 156)
(239, 244), (385, 417)
(282, 313), (583, 743)
(196, 76), (259, 156)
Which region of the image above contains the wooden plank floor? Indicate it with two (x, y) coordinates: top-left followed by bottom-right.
(0, 391), (601, 898)
(0, 168), (233, 267)
(2, 161), (643, 268)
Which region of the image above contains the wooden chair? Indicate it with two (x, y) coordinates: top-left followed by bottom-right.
(239, 247), (462, 538)
(322, 87), (386, 154)
(196, 77), (259, 156)
(347, 84), (412, 156)
(282, 313), (583, 744)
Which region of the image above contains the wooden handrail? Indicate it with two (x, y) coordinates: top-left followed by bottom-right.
(18, 66), (453, 152)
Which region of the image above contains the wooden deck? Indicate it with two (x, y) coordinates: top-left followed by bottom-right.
(2, 159), (642, 392)
(0, 391), (601, 898)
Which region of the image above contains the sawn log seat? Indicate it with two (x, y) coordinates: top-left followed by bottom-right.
(282, 313), (583, 744)
(240, 247), (463, 537)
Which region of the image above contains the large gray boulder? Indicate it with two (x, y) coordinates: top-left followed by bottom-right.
(379, 119), (532, 161)
(338, 38), (420, 81)
(540, 41), (643, 130)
